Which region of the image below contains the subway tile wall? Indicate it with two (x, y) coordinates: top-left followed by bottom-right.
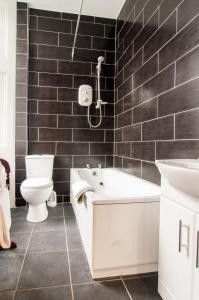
(16, 4), (115, 206)
(16, 2), (29, 206)
(114, 0), (199, 185)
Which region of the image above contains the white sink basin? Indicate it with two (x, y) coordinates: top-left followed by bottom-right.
(156, 159), (199, 199)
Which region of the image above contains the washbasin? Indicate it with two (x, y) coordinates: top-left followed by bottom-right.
(156, 159), (199, 199)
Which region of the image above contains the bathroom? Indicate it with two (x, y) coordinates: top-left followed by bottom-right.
(0, 0), (199, 298)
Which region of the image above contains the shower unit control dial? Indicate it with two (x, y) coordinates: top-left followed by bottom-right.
(78, 85), (92, 106)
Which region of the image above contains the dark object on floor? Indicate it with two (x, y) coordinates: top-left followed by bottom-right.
(0, 241), (17, 251)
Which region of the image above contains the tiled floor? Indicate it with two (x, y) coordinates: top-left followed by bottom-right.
(0, 204), (162, 300)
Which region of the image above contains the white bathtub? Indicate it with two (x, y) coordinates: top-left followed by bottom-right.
(70, 168), (161, 279)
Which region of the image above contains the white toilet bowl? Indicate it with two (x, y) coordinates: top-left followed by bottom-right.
(21, 177), (53, 222)
(20, 155), (54, 223)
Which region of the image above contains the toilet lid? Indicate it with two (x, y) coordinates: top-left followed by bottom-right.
(22, 177), (53, 189)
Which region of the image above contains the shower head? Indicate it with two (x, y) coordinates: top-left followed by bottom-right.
(96, 56), (104, 73)
(98, 56), (104, 63)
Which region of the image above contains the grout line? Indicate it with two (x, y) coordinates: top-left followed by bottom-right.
(121, 278), (133, 300)
(13, 226), (34, 298)
(63, 207), (74, 300)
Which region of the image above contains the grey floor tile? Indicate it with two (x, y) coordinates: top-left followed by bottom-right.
(0, 255), (24, 291)
(28, 231), (66, 252)
(10, 219), (34, 233)
(64, 205), (75, 217)
(69, 250), (93, 284)
(33, 217), (64, 232)
(18, 251), (70, 289)
(48, 207), (64, 218)
(65, 217), (79, 231)
(11, 207), (28, 220)
(15, 286), (72, 300)
(73, 280), (130, 300)
(67, 230), (83, 251)
(124, 276), (162, 300)
(0, 291), (14, 300)
(0, 233), (30, 257)
(10, 233), (30, 255)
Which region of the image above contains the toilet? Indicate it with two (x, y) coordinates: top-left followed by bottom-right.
(20, 155), (54, 223)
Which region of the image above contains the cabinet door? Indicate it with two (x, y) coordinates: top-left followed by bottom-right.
(193, 215), (199, 300)
(158, 197), (195, 300)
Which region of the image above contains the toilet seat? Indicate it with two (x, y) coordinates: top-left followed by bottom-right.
(21, 177), (53, 189)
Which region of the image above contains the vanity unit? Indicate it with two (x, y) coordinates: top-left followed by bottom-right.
(156, 160), (199, 300)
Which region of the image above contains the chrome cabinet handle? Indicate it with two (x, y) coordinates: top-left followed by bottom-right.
(179, 220), (190, 256)
(179, 220), (182, 252)
(196, 231), (199, 268)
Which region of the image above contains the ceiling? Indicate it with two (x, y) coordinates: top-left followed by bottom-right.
(18, 0), (126, 19)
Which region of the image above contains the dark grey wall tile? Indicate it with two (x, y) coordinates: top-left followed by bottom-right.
(142, 65), (174, 102)
(73, 48), (105, 63)
(117, 142), (131, 157)
(58, 88), (78, 102)
(38, 17), (71, 33)
(118, 110), (133, 127)
(123, 88), (142, 110)
(142, 161), (160, 185)
(29, 58), (57, 73)
(38, 45), (72, 60)
(156, 140), (199, 159)
(90, 143), (113, 155)
(30, 8), (61, 18)
(57, 142), (89, 155)
(142, 116), (174, 140)
(73, 129), (104, 142)
(144, 11), (176, 62)
(16, 39), (27, 54)
(29, 128), (38, 141)
(58, 116), (89, 129)
(176, 47), (199, 85)
(29, 114), (57, 128)
(29, 30), (58, 45)
(123, 158), (141, 177)
(133, 98), (157, 124)
(135, 0), (148, 19)
(175, 109), (199, 139)
(39, 73), (73, 88)
(29, 16), (37, 30)
(132, 142), (155, 161)
(38, 101), (72, 115)
(134, 11), (158, 53)
(118, 76), (133, 100)
(72, 21), (104, 37)
(123, 124), (141, 141)
(159, 0), (182, 25)
(115, 156), (123, 168)
(178, 0), (199, 31)
(29, 86), (57, 100)
(54, 156), (72, 168)
(29, 142), (56, 154)
(124, 50), (142, 81)
(59, 33), (91, 49)
(144, 0), (161, 24)
(58, 60), (91, 75)
(39, 128), (72, 141)
(158, 78), (199, 116)
(134, 54), (158, 89)
(159, 15), (199, 70)
(73, 156), (105, 168)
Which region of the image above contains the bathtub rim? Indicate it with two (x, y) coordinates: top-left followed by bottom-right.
(71, 167), (161, 205)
